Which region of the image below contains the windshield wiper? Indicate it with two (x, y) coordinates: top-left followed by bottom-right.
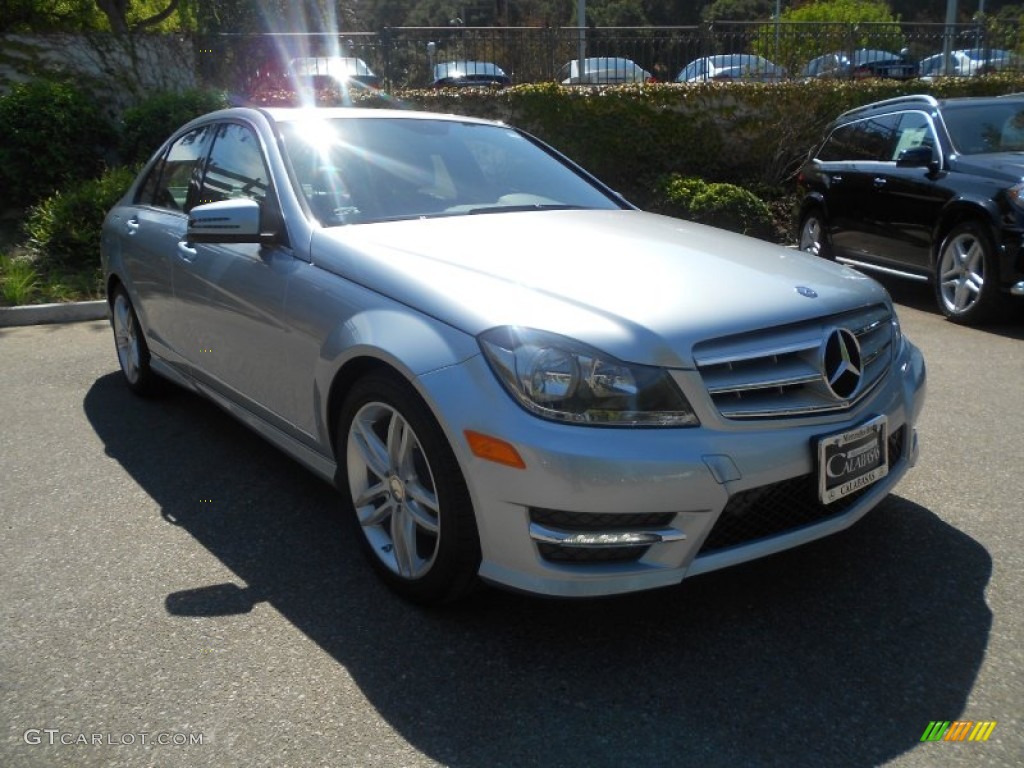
(467, 204), (588, 215)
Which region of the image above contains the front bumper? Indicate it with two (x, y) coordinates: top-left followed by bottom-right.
(417, 337), (926, 598)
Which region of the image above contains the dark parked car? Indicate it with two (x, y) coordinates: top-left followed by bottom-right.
(798, 94), (1024, 323)
(804, 49), (916, 80)
(432, 60), (510, 88)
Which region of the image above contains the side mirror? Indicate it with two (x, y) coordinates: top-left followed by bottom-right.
(896, 146), (936, 169)
(187, 198), (275, 244)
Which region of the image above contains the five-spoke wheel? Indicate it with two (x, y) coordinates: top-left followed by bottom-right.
(338, 374), (480, 604)
(798, 209), (832, 259)
(111, 286), (156, 395)
(934, 221), (1002, 324)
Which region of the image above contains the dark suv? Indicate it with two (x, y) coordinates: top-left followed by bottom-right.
(797, 94), (1024, 323)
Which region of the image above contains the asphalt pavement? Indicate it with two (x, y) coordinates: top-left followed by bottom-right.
(1, 282), (1021, 768)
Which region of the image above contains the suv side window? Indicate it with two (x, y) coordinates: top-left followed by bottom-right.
(135, 125), (213, 211)
(818, 114), (900, 162)
(197, 123), (272, 208)
(891, 111), (937, 161)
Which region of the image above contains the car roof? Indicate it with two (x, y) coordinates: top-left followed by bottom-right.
(833, 93), (1024, 124)
(256, 106), (503, 127)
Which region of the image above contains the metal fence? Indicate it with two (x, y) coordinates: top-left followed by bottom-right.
(197, 21), (1024, 93)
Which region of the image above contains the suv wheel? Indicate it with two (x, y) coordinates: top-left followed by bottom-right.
(934, 221), (1003, 324)
(798, 209), (832, 259)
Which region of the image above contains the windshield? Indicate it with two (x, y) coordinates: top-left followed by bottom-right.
(941, 101), (1024, 154)
(279, 117), (622, 226)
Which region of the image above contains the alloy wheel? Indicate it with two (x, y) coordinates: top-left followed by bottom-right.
(346, 402), (441, 579)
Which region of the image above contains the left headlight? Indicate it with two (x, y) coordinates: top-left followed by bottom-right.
(478, 327), (699, 427)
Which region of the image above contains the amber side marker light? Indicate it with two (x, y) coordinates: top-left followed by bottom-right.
(464, 430), (526, 469)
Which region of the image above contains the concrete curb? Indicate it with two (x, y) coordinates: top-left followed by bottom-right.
(0, 300), (108, 328)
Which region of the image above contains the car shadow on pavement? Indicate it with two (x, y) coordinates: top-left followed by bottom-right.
(85, 372), (993, 768)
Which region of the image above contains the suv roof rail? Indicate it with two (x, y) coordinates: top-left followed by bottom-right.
(839, 94), (939, 120)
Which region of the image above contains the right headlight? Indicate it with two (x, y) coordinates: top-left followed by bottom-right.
(478, 326), (699, 427)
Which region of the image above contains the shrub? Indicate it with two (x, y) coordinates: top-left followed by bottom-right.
(120, 89), (230, 165)
(0, 254), (40, 306)
(654, 174), (775, 239)
(24, 166), (138, 271)
(0, 79), (116, 210)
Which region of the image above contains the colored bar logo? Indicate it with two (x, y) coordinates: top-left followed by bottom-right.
(920, 721), (997, 742)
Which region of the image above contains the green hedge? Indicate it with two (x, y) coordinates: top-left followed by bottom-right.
(0, 79), (116, 210)
(25, 166), (138, 271)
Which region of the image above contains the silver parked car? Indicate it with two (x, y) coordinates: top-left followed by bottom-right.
(677, 54), (786, 83)
(102, 107), (926, 604)
(558, 57), (652, 84)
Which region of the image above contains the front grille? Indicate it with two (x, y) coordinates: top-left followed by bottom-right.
(694, 304), (894, 419)
(697, 426), (904, 555)
(530, 509), (677, 565)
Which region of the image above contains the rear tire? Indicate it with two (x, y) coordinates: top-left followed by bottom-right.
(110, 286), (158, 396)
(336, 373), (481, 605)
(798, 208), (833, 260)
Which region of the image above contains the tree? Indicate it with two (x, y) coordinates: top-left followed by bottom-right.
(702, 0), (776, 22)
(94, 0), (182, 34)
(752, 0), (905, 74)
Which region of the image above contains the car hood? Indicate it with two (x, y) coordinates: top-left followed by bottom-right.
(309, 210), (887, 369)
(950, 152), (1024, 183)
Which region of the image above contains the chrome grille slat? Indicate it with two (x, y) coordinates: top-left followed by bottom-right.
(695, 305), (893, 420)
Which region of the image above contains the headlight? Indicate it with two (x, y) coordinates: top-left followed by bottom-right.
(1008, 181), (1024, 211)
(479, 327), (699, 427)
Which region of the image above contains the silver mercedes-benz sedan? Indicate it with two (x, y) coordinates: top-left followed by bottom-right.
(101, 107), (926, 604)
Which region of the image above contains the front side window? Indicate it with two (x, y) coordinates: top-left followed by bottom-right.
(135, 125), (213, 210)
(891, 112), (937, 160)
(197, 123), (272, 208)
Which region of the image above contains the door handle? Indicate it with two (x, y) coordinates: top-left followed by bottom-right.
(830, 175), (843, 184)
(125, 217), (140, 235)
(873, 177), (887, 188)
(177, 241), (198, 263)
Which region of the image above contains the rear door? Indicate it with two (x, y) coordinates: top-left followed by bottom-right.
(817, 114), (899, 261)
(115, 124), (213, 370)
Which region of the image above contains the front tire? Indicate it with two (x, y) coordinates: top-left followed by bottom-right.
(336, 373), (481, 605)
(934, 221), (1004, 324)
(110, 286), (157, 395)
(798, 208), (832, 260)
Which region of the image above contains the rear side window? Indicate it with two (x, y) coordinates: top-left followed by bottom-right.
(135, 125), (213, 211)
(818, 114), (899, 162)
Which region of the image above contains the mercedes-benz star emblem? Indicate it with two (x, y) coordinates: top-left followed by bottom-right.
(821, 328), (863, 400)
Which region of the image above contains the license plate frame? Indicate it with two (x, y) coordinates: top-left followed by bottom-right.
(817, 416), (888, 505)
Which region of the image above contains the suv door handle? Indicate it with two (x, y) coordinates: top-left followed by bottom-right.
(873, 177), (887, 188)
